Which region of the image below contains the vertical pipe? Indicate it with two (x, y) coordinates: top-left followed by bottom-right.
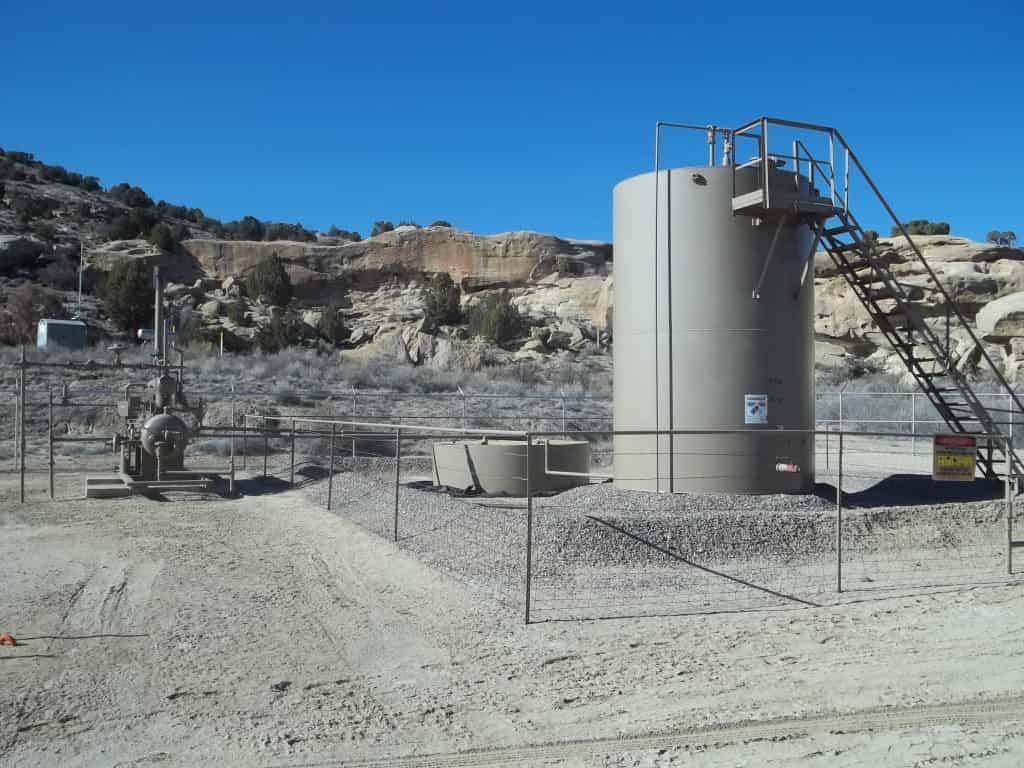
(761, 118), (770, 209)
(828, 130), (836, 205)
(462, 392), (467, 431)
(667, 167), (674, 494)
(78, 239), (85, 316)
(393, 428), (401, 542)
(153, 267), (163, 362)
(524, 431), (534, 625)
(327, 423), (336, 511)
(561, 394), (566, 435)
(844, 146), (850, 212)
(19, 348), (26, 504)
(836, 431), (844, 593)
(839, 391), (844, 435)
(48, 389), (54, 500)
(241, 418), (248, 470)
(289, 418), (296, 487)
(706, 125), (716, 166)
(653, 122), (661, 493)
(792, 139), (799, 189)
(263, 423), (268, 478)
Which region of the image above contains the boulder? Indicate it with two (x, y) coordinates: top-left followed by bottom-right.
(302, 310), (322, 329)
(814, 340), (848, 369)
(976, 292), (1024, 340)
(348, 326), (377, 346)
(402, 323), (437, 365)
(545, 329), (573, 350)
(198, 299), (223, 317)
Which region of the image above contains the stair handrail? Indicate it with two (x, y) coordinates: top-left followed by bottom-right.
(741, 116), (1024, 425)
(829, 126), (1024, 425)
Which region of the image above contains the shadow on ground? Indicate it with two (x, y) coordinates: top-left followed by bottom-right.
(814, 476), (1006, 507)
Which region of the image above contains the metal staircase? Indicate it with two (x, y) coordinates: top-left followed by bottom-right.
(728, 117), (1024, 479)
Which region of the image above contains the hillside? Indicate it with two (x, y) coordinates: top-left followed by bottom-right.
(3, 146), (1024, 387)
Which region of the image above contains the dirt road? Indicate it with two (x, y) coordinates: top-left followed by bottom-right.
(2, 474), (1024, 766)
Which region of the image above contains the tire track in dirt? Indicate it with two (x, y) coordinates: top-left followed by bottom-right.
(273, 695), (1024, 768)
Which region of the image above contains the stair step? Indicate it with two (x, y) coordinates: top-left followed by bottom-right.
(825, 224), (857, 237)
(832, 241), (866, 253)
(842, 259), (877, 271)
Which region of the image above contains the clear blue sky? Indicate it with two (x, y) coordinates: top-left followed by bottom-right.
(7, 1), (1022, 242)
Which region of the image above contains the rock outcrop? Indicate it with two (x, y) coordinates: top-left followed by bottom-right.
(180, 227), (611, 297)
(813, 235), (1024, 381)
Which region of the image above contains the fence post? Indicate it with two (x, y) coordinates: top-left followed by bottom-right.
(911, 393), (916, 455)
(1010, 395), (1015, 451)
(13, 386), (18, 474)
(263, 420), (268, 478)
(561, 393), (566, 434)
(524, 431), (534, 625)
(48, 388), (54, 500)
(1008, 437), (1014, 576)
(461, 390), (467, 430)
(838, 391), (844, 436)
(327, 424), (336, 511)
(241, 417), (247, 470)
(825, 422), (829, 471)
(229, 417), (235, 495)
(836, 430), (844, 593)
(290, 419), (296, 487)
(393, 428), (401, 542)
(19, 349), (26, 504)
(230, 382), (236, 465)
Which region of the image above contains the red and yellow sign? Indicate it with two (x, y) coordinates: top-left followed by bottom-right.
(932, 434), (977, 482)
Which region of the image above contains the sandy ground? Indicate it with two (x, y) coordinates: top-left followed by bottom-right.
(3, 472), (1024, 766)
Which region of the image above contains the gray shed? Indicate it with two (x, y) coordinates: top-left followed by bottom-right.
(36, 319), (88, 351)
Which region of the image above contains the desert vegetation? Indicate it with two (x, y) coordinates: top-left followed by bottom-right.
(244, 253), (293, 307)
(422, 273), (462, 328)
(890, 219), (951, 236)
(98, 259), (154, 332)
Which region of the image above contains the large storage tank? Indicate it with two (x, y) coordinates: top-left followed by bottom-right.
(613, 164), (816, 493)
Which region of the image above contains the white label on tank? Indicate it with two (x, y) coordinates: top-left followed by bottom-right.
(745, 394), (768, 425)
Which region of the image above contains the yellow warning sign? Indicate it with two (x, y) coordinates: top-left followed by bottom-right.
(932, 434), (977, 482)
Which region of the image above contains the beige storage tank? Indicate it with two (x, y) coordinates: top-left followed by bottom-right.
(432, 439), (591, 496)
(612, 164), (816, 493)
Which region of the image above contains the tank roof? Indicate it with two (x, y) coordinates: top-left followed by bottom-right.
(38, 318), (87, 327)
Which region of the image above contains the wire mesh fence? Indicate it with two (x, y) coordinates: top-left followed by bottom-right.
(249, 416), (533, 609)
(832, 432), (1015, 594)
(239, 417), (1023, 625)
